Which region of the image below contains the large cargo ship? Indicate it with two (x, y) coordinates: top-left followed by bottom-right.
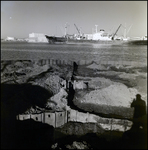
(45, 35), (128, 45)
(45, 35), (147, 45)
(45, 24), (147, 45)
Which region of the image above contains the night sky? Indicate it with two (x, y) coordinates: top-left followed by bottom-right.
(1, 1), (147, 38)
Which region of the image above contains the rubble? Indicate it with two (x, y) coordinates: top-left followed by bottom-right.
(65, 141), (89, 149)
(82, 83), (136, 107)
(1, 59), (147, 116)
(24, 106), (44, 114)
(46, 88), (68, 111)
(87, 62), (107, 70)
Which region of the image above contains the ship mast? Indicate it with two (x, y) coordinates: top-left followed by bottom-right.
(95, 25), (98, 33)
(126, 24), (133, 36)
(65, 22), (68, 37)
(124, 23), (127, 39)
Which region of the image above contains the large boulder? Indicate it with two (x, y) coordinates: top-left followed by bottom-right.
(73, 82), (138, 119)
(44, 75), (65, 94)
(81, 83), (136, 107)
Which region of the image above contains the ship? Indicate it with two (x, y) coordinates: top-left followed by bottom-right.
(45, 24), (121, 44)
(45, 24), (125, 45)
(45, 35), (67, 44)
(45, 24), (147, 45)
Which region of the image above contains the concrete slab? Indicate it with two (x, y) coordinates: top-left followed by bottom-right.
(19, 114), (30, 120)
(68, 109), (77, 122)
(76, 111), (88, 123)
(55, 111), (65, 127)
(30, 113), (43, 122)
(44, 112), (56, 127)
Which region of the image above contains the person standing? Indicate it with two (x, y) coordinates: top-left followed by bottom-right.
(131, 94), (146, 130)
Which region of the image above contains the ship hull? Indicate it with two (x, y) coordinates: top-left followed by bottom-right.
(66, 39), (147, 45)
(45, 35), (147, 45)
(66, 39), (127, 45)
(45, 35), (66, 44)
(126, 40), (147, 45)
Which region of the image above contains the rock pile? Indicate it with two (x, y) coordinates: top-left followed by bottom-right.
(82, 83), (137, 107)
(1, 60), (70, 113)
(45, 88), (68, 111)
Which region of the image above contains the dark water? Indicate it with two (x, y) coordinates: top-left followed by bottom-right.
(1, 42), (147, 65)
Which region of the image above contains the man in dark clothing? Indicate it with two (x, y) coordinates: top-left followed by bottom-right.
(122, 94), (147, 147)
(131, 94), (147, 130)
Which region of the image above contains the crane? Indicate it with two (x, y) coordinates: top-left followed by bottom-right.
(111, 24), (122, 40)
(74, 24), (81, 38)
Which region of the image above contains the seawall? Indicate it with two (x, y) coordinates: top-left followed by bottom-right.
(16, 109), (133, 132)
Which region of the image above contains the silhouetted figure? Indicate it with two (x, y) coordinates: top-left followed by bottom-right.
(122, 94), (147, 148)
(73, 62), (78, 75)
(131, 94), (146, 130)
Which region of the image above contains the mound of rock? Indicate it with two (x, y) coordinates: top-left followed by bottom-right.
(87, 62), (107, 70)
(45, 88), (68, 111)
(73, 82), (138, 118)
(82, 83), (137, 107)
(44, 75), (66, 94)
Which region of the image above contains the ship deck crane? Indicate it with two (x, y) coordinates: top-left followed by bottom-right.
(112, 24), (122, 40)
(74, 24), (82, 38)
(122, 24), (133, 39)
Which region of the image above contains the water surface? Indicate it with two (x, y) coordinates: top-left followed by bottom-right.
(1, 42), (147, 65)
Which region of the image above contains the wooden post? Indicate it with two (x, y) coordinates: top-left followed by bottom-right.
(55, 112), (57, 128)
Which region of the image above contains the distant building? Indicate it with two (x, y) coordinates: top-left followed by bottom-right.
(5, 36), (16, 41)
(27, 33), (48, 43)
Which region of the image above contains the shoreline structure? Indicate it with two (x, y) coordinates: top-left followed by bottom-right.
(1, 58), (147, 131)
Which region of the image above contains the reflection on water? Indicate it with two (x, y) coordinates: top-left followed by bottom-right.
(1, 42), (147, 64)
